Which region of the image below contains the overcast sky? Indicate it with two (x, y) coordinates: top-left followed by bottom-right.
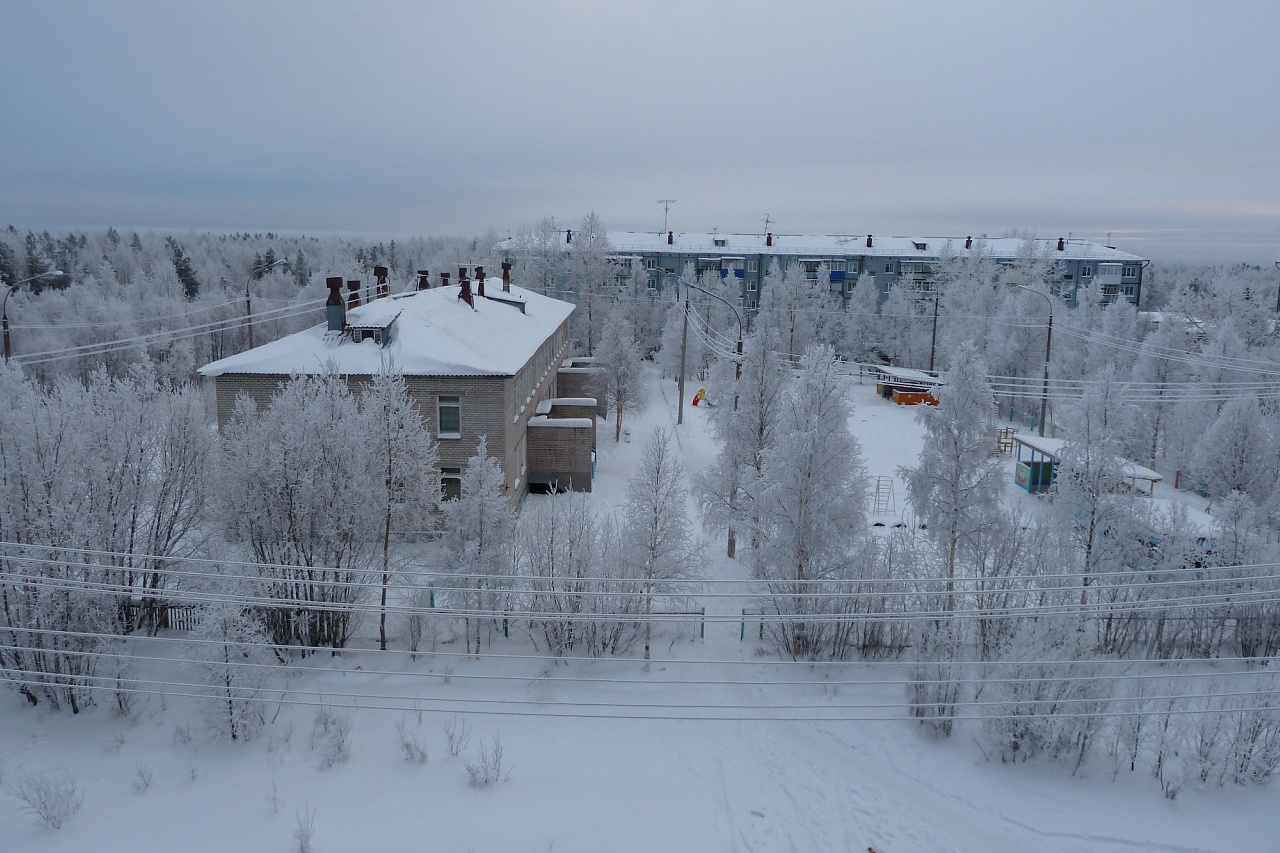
(2, 1), (1277, 263)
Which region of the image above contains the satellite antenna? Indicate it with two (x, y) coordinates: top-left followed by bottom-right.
(658, 199), (676, 233)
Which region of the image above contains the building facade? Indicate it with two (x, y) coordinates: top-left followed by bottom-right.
(199, 271), (597, 498)
(509, 231), (1148, 309)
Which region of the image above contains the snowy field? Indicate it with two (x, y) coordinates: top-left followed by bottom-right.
(1, 368), (1277, 852)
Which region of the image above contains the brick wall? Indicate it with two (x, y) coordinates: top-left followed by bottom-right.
(212, 315), (576, 501)
(527, 421), (594, 492)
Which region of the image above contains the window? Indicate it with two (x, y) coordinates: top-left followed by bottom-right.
(646, 275), (657, 290)
(884, 262), (893, 274)
(746, 280), (757, 292)
(747, 259), (759, 272)
(644, 258), (656, 270)
(828, 260), (844, 272)
(1122, 265), (1138, 278)
(1081, 265), (1093, 278)
(438, 396), (461, 438)
(440, 467), (462, 501)
(1122, 285), (1136, 297)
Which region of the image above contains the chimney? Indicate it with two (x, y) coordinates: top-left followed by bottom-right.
(440, 271), (450, 289)
(475, 266), (485, 298)
(866, 235), (873, 248)
(325, 276), (345, 332)
(766, 232), (772, 247)
(416, 269), (430, 290)
(667, 230), (673, 245)
(1057, 237), (1065, 251)
(965, 236), (972, 249)
(458, 267), (473, 308)
(565, 229), (573, 244)
(501, 261), (511, 292)
(374, 265), (389, 298)
(347, 279), (361, 309)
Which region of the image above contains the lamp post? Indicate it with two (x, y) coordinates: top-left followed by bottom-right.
(245, 257), (289, 350)
(3, 270), (65, 362)
(1017, 285), (1053, 437)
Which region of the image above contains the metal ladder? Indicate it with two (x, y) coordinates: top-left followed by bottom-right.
(872, 476), (895, 515)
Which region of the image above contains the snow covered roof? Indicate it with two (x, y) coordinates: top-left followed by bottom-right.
(877, 366), (943, 386)
(199, 281), (574, 378)
(1012, 434), (1163, 484)
(603, 232), (1147, 263)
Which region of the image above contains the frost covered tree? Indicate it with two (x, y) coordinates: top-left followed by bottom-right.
(567, 212), (611, 352)
(693, 320), (787, 558)
(752, 345), (869, 660)
(1188, 395), (1278, 502)
(594, 312), (647, 442)
(900, 343), (1004, 610)
(620, 427), (702, 659)
(0, 365), (212, 709)
(513, 494), (639, 655)
(440, 437), (516, 655)
(757, 260), (817, 363)
(1051, 365), (1147, 617)
(360, 362), (439, 651)
(836, 272), (884, 363)
(220, 372), (380, 651)
(187, 600), (276, 742)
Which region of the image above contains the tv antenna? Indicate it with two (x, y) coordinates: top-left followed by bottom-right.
(762, 213), (772, 234)
(658, 199), (676, 233)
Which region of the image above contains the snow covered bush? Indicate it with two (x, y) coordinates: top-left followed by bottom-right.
(513, 494), (643, 657)
(310, 707), (353, 768)
(907, 620), (964, 738)
(7, 770), (83, 829)
(395, 716), (428, 764)
(465, 734), (509, 788)
(186, 600), (276, 742)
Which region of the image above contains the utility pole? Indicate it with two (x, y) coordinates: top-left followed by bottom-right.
(658, 199), (676, 234)
(677, 294), (689, 425)
(1018, 285), (1053, 437)
(928, 290), (940, 373)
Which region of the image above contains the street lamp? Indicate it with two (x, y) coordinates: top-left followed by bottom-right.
(1017, 285), (1053, 437)
(3, 270), (65, 361)
(245, 257), (289, 350)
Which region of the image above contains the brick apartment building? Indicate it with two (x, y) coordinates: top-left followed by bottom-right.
(199, 267), (598, 498)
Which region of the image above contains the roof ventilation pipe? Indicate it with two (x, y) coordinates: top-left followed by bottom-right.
(1057, 237), (1065, 251)
(417, 269), (430, 290)
(965, 236), (972, 249)
(458, 267), (473, 308)
(566, 229), (573, 244)
(475, 266), (485, 298)
(866, 235), (873, 248)
(440, 271), (450, 289)
(325, 277), (346, 331)
(667, 230), (673, 245)
(374, 265), (390, 298)
(766, 232), (772, 247)
(347, 279), (361, 309)
(502, 261), (511, 292)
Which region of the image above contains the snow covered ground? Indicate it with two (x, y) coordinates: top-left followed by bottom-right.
(1, 368), (1276, 852)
